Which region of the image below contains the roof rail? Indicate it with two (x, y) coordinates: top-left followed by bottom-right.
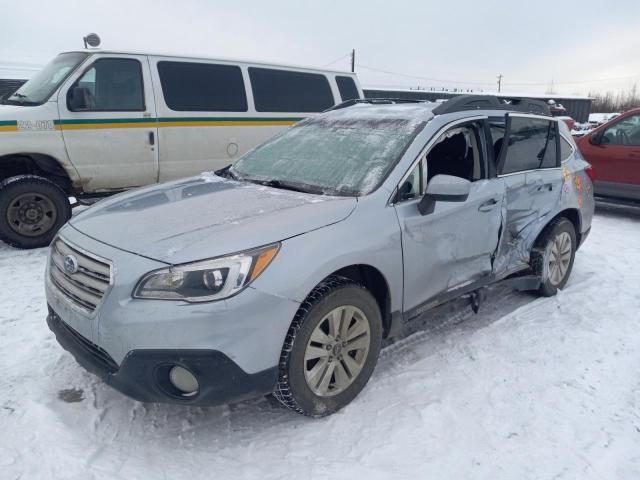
(325, 97), (429, 112)
(432, 94), (551, 116)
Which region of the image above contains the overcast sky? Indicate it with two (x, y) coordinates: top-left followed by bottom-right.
(1, 0), (639, 96)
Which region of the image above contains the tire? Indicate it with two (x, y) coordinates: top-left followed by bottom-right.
(0, 175), (71, 249)
(531, 217), (577, 297)
(274, 275), (383, 417)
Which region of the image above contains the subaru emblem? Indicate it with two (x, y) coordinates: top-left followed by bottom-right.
(63, 255), (79, 274)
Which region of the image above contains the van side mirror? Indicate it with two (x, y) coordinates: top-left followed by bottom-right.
(418, 174), (471, 215)
(67, 86), (89, 111)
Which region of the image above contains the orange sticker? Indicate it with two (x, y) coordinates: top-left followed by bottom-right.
(574, 175), (582, 192)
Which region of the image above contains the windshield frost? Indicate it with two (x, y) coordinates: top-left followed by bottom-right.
(4, 52), (88, 105)
(232, 116), (423, 195)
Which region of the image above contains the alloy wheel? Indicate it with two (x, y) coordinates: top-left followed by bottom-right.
(303, 305), (371, 397)
(547, 231), (572, 286)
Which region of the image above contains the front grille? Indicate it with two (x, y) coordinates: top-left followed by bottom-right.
(50, 237), (112, 313)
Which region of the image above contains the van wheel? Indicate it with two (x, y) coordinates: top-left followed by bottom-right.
(0, 175), (71, 249)
(531, 217), (576, 297)
(274, 275), (382, 417)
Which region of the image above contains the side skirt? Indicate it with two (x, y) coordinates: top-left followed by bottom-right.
(387, 272), (541, 340)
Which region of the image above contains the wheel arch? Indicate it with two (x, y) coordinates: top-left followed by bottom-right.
(0, 153), (74, 193)
(316, 264), (395, 338)
(542, 208), (582, 247)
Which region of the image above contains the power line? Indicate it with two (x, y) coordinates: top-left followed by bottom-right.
(506, 74), (640, 86)
(322, 53), (351, 68)
(357, 64), (494, 85)
(356, 62), (640, 88)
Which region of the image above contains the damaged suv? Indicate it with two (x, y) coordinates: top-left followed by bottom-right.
(46, 95), (594, 416)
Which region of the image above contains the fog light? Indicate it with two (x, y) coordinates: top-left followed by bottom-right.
(168, 366), (199, 397)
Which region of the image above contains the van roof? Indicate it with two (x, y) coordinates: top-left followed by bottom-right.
(61, 49), (357, 76)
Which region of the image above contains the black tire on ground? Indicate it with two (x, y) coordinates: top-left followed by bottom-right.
(0, 175), (72, 249)
(274, 275), (383, 417)
(531, 217), (577, 297)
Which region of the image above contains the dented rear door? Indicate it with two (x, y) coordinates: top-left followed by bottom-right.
(492, 114), (562, 277)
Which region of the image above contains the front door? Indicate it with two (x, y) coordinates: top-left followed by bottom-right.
(587, 113), (640, 200)
(394, 120), (504, 316)
(57, 54), (158, 192)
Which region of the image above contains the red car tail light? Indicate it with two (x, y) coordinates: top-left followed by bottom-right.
(585, 164), (596, 183)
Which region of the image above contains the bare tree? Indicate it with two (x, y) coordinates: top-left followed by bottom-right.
(590, 83), (640, 113)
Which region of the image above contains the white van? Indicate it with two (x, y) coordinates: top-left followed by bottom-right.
(0, 50), (362, 248)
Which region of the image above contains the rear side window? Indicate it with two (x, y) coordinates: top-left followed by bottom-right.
(68, 58), (144, 112)
(560, 136), (574, 162)
(249, 67), (334, 112)
(336, 76), (360, 101)
(500, 117), (558, 174)
(157, 61), (247, 112)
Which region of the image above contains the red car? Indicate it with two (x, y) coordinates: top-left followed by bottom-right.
(575, 107), (640, 201)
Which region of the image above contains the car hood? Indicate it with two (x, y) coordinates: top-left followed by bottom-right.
(70, 173), (357, 264)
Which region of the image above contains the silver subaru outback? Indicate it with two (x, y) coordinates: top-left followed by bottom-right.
(45, 96), (594, 417)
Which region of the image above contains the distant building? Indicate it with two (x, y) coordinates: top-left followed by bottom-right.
(0, 79), (26, 99)
(363, 88), (592, 123)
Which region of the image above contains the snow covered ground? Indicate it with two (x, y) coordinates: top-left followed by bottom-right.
(1, 208), (639, 480)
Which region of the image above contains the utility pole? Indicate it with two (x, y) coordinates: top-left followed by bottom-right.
(497, 74), (503, 93)
(351, 49), (355, 73)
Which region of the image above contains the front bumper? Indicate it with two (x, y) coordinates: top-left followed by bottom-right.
(47, 309), (278, 406)
(45, 225), (301, 406)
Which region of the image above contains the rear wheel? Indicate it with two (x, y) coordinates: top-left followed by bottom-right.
(274, 276), (382, 417)
(531, 217), (576, 296)
(0, 175), (71, 249)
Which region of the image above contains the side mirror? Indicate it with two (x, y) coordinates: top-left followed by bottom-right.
(589, 132), (602, 145)
(418, 174), (471, 215)
(67, 86), (89, 111)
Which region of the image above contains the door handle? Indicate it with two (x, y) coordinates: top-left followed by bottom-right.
(148, 131), (155, 146)
(537, 183), (553, 192)
(478, 198), (499, 211)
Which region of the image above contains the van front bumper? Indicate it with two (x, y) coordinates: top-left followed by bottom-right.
(47, 308), (279, 406)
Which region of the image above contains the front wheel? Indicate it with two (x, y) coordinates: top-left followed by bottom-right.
(274, 276), (383, 417)
(0, 175), (72, 249)
(531, 217), (577, 297)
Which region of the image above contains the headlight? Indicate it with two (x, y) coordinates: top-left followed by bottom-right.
(133, 244), (279, 302)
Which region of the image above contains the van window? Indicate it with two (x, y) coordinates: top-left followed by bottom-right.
(336, 76), (360, 102)
(68, 58), (144, 112)
(249, 67), (334, 112)
(500, 117), (558, 174)
(157, 61), (247, 112)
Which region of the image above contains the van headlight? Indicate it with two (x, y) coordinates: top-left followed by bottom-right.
(133, 244), (279, 302)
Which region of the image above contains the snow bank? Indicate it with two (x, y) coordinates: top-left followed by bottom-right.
(0, 212), (639, 479)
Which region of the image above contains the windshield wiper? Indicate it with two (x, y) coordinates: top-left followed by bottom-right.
(214, 164), (239, 180)
(2, 93), (37, 106)
(242, 177), (338, 195)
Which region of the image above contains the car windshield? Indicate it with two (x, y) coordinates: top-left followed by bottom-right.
(2, 52), (88, 106)
(230, 116), (424, 196)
